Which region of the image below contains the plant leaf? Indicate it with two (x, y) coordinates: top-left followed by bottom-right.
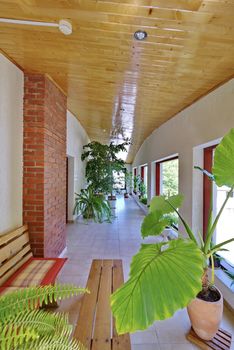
(111, 239), (203, 334)
(208, 238), (234, 255)
(213, 128), (234, 187)
(194, 166), (215, 181)
(141, 211), (170, 238)
(149, 195), (184, 214)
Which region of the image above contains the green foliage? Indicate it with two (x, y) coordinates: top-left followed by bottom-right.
(111, 239), (203, 334)
(73, 187), (112, 223)
(140, 197), (147, 205)
(111, 128), (234, 335)
(149, 194), (184, 214)
(160, 159), (179, 196)
(0, 284), (87, 349)
(163, 212), (179, 227)
(213, 128), (234, 187)
(141, 211), (170, 238)
(81, 141), (130, 194)
(138, 180), (146, 198)
(125, 171), (133, 193)
(133, 175), (140, 192)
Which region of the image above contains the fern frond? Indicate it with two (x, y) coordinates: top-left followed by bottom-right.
(0, 324), (38, 350)
(20, 334), (86, 350)
(2, 310), (72, 338)
(0, 284), (88, 319)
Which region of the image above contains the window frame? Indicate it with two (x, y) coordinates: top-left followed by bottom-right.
(203, 145), (217, 237)
(155, 156), (179, 196)
(203, 144), (234, 272)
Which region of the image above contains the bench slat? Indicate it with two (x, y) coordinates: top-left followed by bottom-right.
(74, 260), (102, 349)
(74, 259), (131, 350)
(0, 232), (30, 264)
(0, 245), (32, 278)
(0, 254), (32, 286)
(0, 225), (28, 246)
(112, 260), (131, 350)
(92, 260), (112, 350)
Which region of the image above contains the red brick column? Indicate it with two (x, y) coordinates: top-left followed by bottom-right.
(23, 74), (67, 257)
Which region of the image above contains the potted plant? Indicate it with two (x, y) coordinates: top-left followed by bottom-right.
(140, 197), (148, 205)
(73, 186), (112, 223)
(133, 175), (140, 194)
(111, 128), (234, 341)
(0, 284), (87, 349)
(124, 171), (133, 198)
(81, 141), (130, 199)
(138, 179), (146, 199)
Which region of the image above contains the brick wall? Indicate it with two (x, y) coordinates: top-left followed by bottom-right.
(23, 74), (67, 257)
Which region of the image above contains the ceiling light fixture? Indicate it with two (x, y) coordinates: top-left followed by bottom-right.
(0, 18), (72, 35)
(134, 30), (147, 41)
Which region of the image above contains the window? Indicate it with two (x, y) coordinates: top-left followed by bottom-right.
(113, 170), (126, 190)
(140, 165), (148, 190)
(155, 157), (179, 196)
(204, 146), (234, 267)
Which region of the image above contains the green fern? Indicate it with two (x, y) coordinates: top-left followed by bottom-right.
(0, 284), (88, 350)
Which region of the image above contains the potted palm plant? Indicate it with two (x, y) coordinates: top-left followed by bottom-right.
(111, 128), (234, 341)
(73, 186), (112, 223)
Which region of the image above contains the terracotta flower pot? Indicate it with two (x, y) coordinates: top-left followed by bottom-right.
(187, 288), (223, 341)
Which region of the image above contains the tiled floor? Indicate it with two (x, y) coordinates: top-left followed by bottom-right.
(57, 196), (234, 349)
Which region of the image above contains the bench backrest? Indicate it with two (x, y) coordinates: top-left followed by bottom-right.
(0, 225), (33, 286)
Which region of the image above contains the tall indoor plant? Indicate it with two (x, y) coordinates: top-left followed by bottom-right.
(81, 141), (129, 197)
(111, 128), (234, 340)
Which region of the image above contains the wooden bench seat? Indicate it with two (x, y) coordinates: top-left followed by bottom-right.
(74, 259), (131, 350)
(0, 225), (66, 294)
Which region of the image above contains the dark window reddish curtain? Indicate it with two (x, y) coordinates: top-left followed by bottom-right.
(155, 162), (160, 195)
(141, 166), (145, 181)
(134, 168), (137, 177)
(203, 145), (217, 237)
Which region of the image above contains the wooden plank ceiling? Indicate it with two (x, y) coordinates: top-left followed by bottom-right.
(0, 0), (234, 162)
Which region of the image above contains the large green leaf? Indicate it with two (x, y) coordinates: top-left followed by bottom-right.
(149, 195), (184, 214)
(141, 211), (170, 238)
(213, 128), (234, 187)
(111, 239), (203, 334)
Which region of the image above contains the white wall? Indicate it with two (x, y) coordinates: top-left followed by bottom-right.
(133, 78), (234, 233)
(66, 110), (90, 221)
(0, 54), (24, 235)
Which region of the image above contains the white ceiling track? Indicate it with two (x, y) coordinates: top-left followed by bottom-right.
(0, 18), (72, 35)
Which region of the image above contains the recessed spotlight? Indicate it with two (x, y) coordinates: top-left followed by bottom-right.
(134, 30), (147, 41)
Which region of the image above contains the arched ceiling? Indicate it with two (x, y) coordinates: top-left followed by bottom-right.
(0, 0), (234, 162)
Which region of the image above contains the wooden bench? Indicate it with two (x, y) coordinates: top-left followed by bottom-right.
(74, 259), (131, 350)
(0, 225), (67, 295)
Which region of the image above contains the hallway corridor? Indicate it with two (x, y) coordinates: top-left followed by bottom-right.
(58, 196), (234, 350)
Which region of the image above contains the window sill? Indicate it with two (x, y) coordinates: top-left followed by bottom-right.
(214, 269), (234, 292)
